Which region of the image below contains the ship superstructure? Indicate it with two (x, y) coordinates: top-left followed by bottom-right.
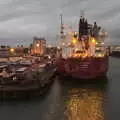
(57, 14), (109, 79)
(59, 14), (108, 59)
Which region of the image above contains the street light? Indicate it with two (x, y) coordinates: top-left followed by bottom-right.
(10, 48), (15, 53)
(36, 43), (40, 47)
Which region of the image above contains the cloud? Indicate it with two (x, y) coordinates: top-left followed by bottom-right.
(0, 0), (119, 46)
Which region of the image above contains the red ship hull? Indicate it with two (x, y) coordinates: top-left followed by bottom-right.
(57, 56), (108, 79)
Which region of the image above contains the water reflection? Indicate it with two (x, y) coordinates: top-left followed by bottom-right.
(60, 78), (107, 120)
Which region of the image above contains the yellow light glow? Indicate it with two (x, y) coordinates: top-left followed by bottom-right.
(36, 43), (40, 47)
(75, 48), (78, 52)
(96, 53), (104, 58)
(66, 88), (104, 120)
(79, 54), (81, 57)
(91, 38), (96, 44)
(98, 54), (102, 57)
(10, 48), (14, 53)
(73, 53), (79, 57)
(72, 38), (77, 44)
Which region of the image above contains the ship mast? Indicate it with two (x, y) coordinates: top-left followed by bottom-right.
(60, 14), (65, 46)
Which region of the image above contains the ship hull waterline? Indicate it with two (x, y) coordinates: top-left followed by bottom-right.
(57, 56), (108, 80)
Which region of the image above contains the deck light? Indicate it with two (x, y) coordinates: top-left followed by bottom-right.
(72, 37), (77, 44)
(10, 48), (15, 53)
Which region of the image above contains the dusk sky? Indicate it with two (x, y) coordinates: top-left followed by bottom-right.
(0, 0), (119, 46)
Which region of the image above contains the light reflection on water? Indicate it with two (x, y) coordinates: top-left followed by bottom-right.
(59, 78), (107, 120)
(65, 87), (105, 120)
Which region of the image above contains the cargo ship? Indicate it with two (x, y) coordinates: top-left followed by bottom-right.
(57, 14), (109, 79)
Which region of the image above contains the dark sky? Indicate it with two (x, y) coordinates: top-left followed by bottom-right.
(0, 0), (119, 46)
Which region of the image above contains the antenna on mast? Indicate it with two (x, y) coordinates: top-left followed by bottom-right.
(80, 10), (85, 18)
(60, 13), (64, 36)
(59, 13), (65, 46)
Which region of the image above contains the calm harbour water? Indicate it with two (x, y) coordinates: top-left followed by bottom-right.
(0, 56), (119, 120)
